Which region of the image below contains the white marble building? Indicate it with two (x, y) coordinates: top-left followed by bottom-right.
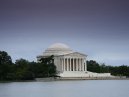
(37, 43), (111, 78)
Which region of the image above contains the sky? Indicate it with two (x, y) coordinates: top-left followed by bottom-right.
(0, 0), (129, 66)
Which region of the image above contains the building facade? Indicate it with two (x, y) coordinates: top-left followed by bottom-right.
(37, 43), (111, 78)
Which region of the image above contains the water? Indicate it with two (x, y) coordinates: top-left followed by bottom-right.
(0, 80), (129, 97)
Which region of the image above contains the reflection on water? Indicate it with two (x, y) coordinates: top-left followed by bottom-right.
(0, 80), (129, 97)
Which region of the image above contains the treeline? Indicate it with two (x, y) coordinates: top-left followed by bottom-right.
(87, 60), (129, 77)
(0, 51), (56, 81)
(0, 51), (129, 81)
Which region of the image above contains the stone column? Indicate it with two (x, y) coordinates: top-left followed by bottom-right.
(76, 58), (78, 71)
(65, 58), (67, 71)
(78, 58), (79, 71)
(74, 59), (76, 71)
(61, 58), (63, 71)
(81, 58), (82, 71)
(85, 58), (87, 71)
(75, 58), (77, 71)
(82, 58), (83, 71)
(78, 58), (80, 71)
(62, 58), (63, 71)
(82, 58), (85, 71)
(84, 60), (85, 71)
(69, 58), (70, 71)
(70, 58), (71, 71)
(63, 58), (65, 71)
(84, 58), (85, 71)
(85, 62), (87, 71)
(67, 58), (69, 71)
(66, 58), (67, 71)
(73, 58), (74, 71)
(79, 58), (80, 71)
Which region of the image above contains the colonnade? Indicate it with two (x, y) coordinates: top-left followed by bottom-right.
(60, 58), (86, 71)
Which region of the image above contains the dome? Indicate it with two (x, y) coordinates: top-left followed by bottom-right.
(43, 43), (73, 56)
(48, 43), (70, 49)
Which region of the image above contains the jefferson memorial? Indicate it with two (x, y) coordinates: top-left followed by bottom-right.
(37, 43), (111, 78)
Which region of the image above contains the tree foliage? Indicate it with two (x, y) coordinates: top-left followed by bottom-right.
(0, 51), (57, 81)
(39, 55), (56, 77)
(0, 51), (13, 80)
(0, 51), (12, 65)
(87, 60), (129, 77)
(0, 51), (129, 81)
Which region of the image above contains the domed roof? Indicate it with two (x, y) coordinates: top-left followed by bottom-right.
(43, 43), (73, 56)
(48, 43), (70, 49)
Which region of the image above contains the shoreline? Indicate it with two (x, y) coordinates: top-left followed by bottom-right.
(35, 77), (129, 81)
(1, 77), (129, 82)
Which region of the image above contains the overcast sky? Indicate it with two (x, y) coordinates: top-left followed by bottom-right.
(0, 0), (129, 66)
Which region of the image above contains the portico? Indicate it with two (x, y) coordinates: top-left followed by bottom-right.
(60, 56), (87, 72)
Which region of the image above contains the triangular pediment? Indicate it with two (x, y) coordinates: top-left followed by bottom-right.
(61, 52), (87, 57)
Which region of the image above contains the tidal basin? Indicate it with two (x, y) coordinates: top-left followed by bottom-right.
(0, 80), (129, 97)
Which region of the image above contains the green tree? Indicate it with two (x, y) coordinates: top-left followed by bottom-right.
(87, 60), (100, 73)
(0, 51), (13, 80)
(15, 58), (34, 80)
(0, 51), (12, 65)
(87, 60), (129, 77)
(39, 55), (56, 77)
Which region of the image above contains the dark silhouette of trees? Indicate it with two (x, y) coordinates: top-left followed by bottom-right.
(15, 59), (34, 80)
(87, 60), (100, 73)
(0, 50), (129, 81)
(0, 51), (12, 65)
(107, 65), (129, 77)
(39, 55), (56, 77)
(0, 51), (57, 81)
(0, 51), (13, 80)
(87, 60), (129, 77)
